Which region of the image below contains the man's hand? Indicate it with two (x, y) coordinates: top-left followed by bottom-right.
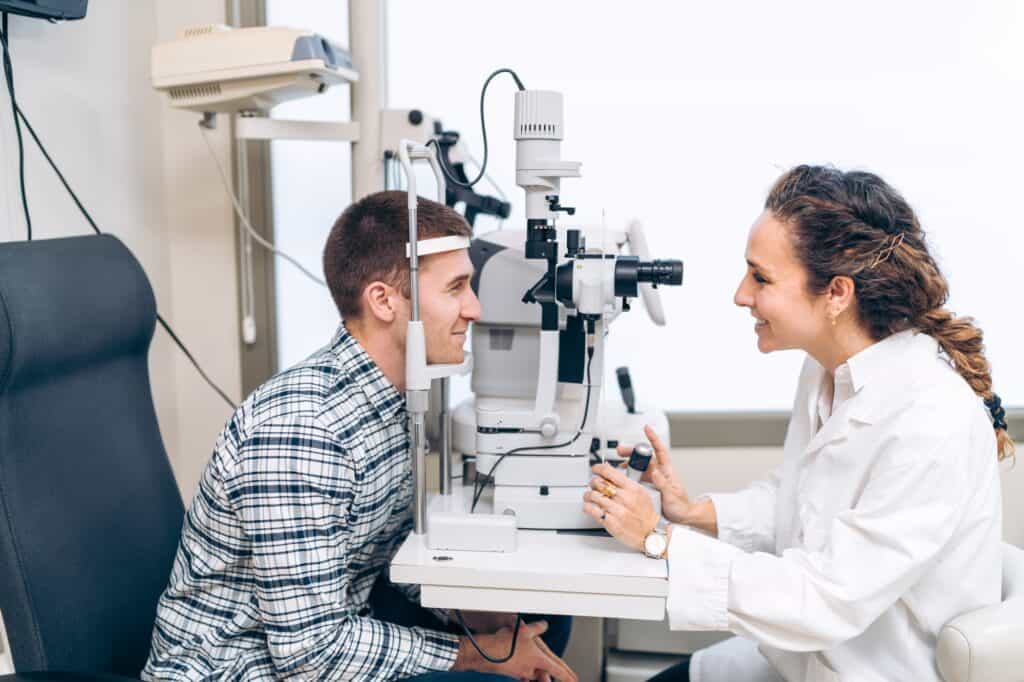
(618, 425), (692, 525)
(455, 609), (519, 634)
(452, 620), (578, 682)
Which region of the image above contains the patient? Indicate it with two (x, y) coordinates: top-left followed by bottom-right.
(143, 192), (575, 681)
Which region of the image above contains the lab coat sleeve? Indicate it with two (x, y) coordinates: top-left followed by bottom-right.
(703, 466), (781, 553)
(666, 424), (966, 652)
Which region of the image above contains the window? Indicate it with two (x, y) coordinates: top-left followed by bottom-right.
(266, 2), (350, 369)
(266, 2), (1023, 413)
(386, 0), (1024, 410)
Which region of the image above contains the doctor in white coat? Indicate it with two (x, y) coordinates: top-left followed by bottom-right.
(584, 165), (1012, 682)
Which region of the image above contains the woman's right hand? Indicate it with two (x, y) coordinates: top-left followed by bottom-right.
(619, 424), (692, 525)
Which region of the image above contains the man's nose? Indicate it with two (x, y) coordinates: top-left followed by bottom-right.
(464, 288), (482, 321)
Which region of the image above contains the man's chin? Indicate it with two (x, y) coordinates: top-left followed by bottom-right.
(427, 349), (465, 365)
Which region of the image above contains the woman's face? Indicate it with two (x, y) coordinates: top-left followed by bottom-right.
(734, 211), (829, 354)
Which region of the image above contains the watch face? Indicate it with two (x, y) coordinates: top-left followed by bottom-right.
(645, 532), (667, 557)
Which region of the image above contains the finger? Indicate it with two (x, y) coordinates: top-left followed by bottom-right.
(591, 462), (631, 488)
(582, 501), (606, 524)
(546, 652), (578, 682)
(523, 619), (548, 638)
(534, 636), (578, 682)
(650, 467), (670, 491)
(583, 489), (619, 514)
(644, 425), (671, 462)
(616, 443), (632, 458)
(532, 638), (581, 679)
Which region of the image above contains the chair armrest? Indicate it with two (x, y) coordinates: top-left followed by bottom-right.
(936, 596), (1024, 682)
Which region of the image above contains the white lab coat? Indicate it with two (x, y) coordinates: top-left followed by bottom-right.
(665, 330), (1003, 682)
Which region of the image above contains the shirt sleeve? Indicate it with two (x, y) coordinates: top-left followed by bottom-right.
(703, 466), (781, 553)
(224, 419), (459, 680)
(666, 420), (967, 652)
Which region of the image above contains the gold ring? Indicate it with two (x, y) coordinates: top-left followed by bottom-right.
(601, 482), (617, 499)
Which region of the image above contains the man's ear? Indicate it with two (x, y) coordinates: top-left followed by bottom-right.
(361, 280), (400, 323)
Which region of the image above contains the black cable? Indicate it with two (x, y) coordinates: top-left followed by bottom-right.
(471, 347), (595, 512)
(0, 14), (32, 240)
(15, 105), (101, 234)
(157, 315), (236, 409)
(8, 85), (237, 409)
(428, 68), (525, 191)
(453, 610), (523, 664)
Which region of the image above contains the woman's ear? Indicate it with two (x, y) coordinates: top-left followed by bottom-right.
(827, 275), (857, 315)
(362, 281), (398, 323)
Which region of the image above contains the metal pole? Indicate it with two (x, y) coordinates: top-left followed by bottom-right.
(406, 179), (427, 533)
(349, 0), (386, 200)
(439, 379), (451, 495)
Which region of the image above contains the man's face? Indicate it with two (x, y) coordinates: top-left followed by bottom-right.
(411, 249), (481, 364)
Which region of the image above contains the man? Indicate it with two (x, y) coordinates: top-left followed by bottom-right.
(143, 192), (575, 681)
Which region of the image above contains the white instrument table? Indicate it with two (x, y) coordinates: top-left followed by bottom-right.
(390, 522), (669, 620)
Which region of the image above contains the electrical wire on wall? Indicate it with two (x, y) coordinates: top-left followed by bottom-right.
(0, 13), (32, 241)
(198, 122), (327, 289)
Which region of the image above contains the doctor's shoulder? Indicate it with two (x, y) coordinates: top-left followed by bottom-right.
(870, 369), (987, 470)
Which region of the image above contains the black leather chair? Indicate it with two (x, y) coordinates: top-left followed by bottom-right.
(0, 235), (184, 680)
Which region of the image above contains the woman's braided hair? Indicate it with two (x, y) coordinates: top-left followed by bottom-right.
(766, 165), (1013, 461)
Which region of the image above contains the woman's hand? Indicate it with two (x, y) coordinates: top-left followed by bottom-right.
(583, 462), (660, 552)
(618, 425), (693, 525)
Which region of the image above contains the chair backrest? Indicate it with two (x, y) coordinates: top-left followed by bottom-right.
(0, 235), (184, 676)
(936, 543), (1024, 682)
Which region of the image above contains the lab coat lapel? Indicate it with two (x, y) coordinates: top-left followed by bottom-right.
(802, 401), (856, 457)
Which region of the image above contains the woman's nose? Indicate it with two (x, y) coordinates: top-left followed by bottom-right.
(734, 279), (751, 307)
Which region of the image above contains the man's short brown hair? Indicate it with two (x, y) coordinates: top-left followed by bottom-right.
(323, 190), (472, 319)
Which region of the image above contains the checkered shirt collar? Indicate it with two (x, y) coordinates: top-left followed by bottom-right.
(329, 323), (406, 422)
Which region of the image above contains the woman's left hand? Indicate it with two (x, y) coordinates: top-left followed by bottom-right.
(583, 462), (661, 552)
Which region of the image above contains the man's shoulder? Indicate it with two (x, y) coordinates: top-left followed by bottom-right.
(223, 344), (369, 448)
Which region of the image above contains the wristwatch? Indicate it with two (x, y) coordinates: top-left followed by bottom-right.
(642, 528), (669, 559)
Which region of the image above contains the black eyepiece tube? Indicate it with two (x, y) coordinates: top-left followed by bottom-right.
(637, 259), (683, 286)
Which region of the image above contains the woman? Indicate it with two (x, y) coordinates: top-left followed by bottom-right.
(584, 165), (1012, 682)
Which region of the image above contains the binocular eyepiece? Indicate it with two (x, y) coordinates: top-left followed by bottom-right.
(614, 256), (684, 298)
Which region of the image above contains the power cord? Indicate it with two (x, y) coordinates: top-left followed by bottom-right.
(471, 347), (595, 512)
(0, 13), (32, 240)
(427, 67), (525, 191)
(453, 610), (523, 664)
(198, 123), (327, 288)
(0, 26), (237, 409)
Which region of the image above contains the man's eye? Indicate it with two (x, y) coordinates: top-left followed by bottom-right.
(753, 273), (768, 284)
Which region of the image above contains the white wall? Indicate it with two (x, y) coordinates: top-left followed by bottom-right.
(0, 1), (242, 500)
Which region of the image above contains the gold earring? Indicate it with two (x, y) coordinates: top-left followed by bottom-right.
(829, 311), (838, 327)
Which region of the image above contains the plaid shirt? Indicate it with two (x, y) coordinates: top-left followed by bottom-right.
(143, 325), (459, 681)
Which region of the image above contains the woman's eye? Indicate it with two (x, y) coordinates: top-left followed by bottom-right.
(753, 273), (768, 284)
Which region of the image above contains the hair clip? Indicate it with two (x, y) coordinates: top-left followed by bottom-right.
(869, 232), (905, 269)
